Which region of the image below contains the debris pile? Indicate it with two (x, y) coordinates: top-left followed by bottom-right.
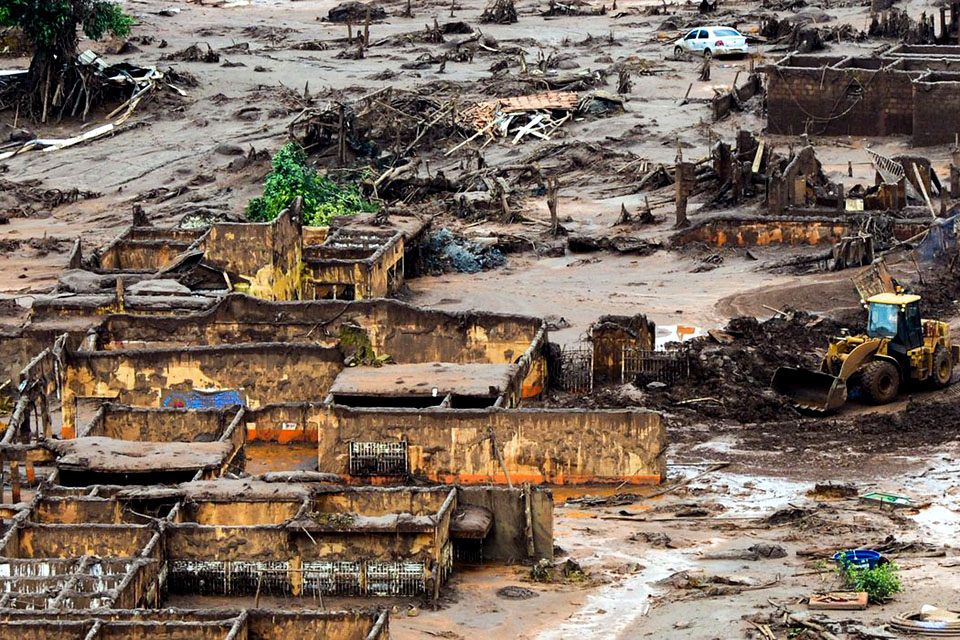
(326, 1), (387, 23)
(542, 0), (606, 16)
(637, 310), (852, 422)
(162, 43), (220, 63)
(479, 0), (518, 24)
(453, 91), (624, 151)
(422, 228), (506, 274)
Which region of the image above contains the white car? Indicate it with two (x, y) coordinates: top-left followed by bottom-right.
(674, 26), (749, 59)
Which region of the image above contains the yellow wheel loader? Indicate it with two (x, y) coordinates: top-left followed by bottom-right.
(772, 293), (958, 412)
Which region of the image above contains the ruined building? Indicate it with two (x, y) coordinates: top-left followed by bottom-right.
(0, 204), (666, 636)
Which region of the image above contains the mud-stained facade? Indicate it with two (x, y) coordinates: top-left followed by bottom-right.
(318, 406), (665, 485)
(61, 343), (343, 438)
(302, 228), (405, 300)
(765, 46), (960, 145)
(591, 314), (657, 386)
(201, 208), (303, 301)
(0, 468), (550, 604)
(674, 216), (932, 248)
(0, 608), (388, 639)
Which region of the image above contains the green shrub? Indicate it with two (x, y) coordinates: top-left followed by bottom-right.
(247, 143), (377, 226)
(837, 557), (902, 603)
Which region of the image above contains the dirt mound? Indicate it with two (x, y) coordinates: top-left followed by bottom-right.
(912, 267), (960, 319)
(326, 1), (387, 23)
(743, 397), (960, 453)
(641, 310), (851, 423)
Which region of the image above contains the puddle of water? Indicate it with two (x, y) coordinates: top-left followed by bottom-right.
(910, 504), (960, 539)
(687, 473), (809, 518)
(536, 548), (692, 640)
(551, 484), (661, 504)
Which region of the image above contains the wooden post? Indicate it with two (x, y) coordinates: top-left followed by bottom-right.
(116, 277), (125, 313)
(363, 8), (370, 48)
(25, 461), (35, 484)
(675, 144), (692, 228)
(336, 103), (346, 167)
(38, 392), (51, 440)
(10, 460), (20, 503)
(546, 176), (559, 236)
(523, 482), (535, 558)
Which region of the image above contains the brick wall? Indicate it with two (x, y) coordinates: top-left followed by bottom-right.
(766, 66), (915, 136)
(913, 77), (960, 145)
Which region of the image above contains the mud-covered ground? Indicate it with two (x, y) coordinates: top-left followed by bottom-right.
(2, 0), (960, 637)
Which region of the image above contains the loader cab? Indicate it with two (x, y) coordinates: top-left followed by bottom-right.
(866, 293), (923, 351)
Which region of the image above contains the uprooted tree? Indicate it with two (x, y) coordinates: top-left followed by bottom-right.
(0, 0), (134, 122)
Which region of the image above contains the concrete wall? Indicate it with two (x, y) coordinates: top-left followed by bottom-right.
(318, 407), (665, 485)
(459, 486), (553, 561)
(13, 523), (152, 558)
(201, 208), (302, 301)
(166, 525), (437, 562)
(96, 295), (544, 368)
(81, 405), (230, 442)
(61, 344), (343, 438)
(674, 216), (930, 247)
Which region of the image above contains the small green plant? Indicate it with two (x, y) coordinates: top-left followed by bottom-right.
(247, 143), (377, 227)
(836, 557), (902, 603)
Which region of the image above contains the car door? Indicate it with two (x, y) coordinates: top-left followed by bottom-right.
(693, 29), (709, 52)
(682, 29), (700, 52)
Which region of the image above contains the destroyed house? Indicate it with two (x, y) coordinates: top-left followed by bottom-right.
(0, 609), (389, 640)
(0, 472), (551, 602)
(43, 294), (664, 485)
(765, 45), (960, 145)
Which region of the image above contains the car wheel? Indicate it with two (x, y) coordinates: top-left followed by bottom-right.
(703, 48), (713, 59)
(674, 45), (684, 59)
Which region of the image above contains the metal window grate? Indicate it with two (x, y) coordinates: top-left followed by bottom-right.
(167, 560), (290, 596)
(366, 561), (424, 596)
(622, 348), (690, 385)
(301, 561), (362, 596)
(558, 347), (593, 394)
(349, 441), (408, 476)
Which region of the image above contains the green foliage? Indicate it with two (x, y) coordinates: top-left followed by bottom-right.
(337, 322), (393, 367)
(0, 0), (134, 52)
(836, 557), (903, 603)
(247, 143), (377, 226)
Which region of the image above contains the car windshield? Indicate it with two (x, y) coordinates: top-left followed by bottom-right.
(868, 303), (898, 338)
(713, 28), (739, 36)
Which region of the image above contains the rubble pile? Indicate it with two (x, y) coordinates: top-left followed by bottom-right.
(641, 311), (852, 422)
(479, 0), (518, 24)
(422, 228), (507, 274)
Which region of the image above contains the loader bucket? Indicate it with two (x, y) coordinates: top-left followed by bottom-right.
(771, 367), (847, 412)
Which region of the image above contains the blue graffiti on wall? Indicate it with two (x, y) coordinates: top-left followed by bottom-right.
(163, 389), (245, 409)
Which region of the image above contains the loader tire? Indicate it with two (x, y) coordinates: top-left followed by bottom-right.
(861, 360), (899, 405)
(932, 345), (953, 389)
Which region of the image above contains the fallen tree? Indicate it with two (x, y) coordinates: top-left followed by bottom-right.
(0, 0), (134, 122)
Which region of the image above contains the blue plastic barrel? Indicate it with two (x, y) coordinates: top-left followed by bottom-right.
(833, 549), (882, 569)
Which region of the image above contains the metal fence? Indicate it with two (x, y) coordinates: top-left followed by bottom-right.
(622, 348), (689, 385)
(557, 347), (593, 394)
(349, 440), (408, 476)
